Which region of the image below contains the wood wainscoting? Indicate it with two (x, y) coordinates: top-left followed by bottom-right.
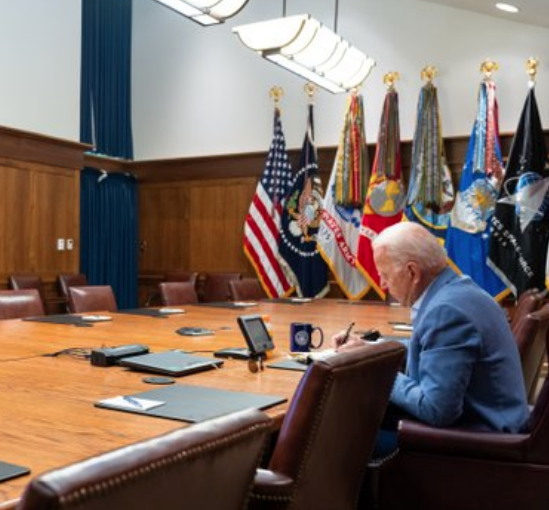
(0, 126), (88, 308)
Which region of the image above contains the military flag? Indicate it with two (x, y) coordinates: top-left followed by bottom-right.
(356, 87), (405, 299)
(278, 104), (329, 298)
(446, 80), (509, 300)
(318, 94), (370, 299)
(488, 87), (549, 297)
(405, 81), (454, 241)
(244, 107), (295, 298)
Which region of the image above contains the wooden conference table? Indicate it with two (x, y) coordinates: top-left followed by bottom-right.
(0, 299), (410, 509)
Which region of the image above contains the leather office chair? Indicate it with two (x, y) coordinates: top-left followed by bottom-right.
(158, 281), (199, 305)
(8, 274), (46, 310)
(201, 272), (241, 302)
(247, 341), (406, 510)
(57, 273), (88, 300)
(369, 304), (549, 510)
(17, 408), (272, 510)
(511, 291), (547, 403)
(164, 271), (199, 287)
(228, 278), (265, 301)
(0, 289), (45, 320)
(67, 285), (117, 314)
(146, 271), (199, 307)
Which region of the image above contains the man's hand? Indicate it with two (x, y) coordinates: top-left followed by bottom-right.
(331, 331), (367, 352)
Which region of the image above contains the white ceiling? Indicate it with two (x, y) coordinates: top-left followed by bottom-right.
(423, 0), (549, 28)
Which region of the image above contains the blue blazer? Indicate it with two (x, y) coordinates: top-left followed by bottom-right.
(391, 267), (529, 432)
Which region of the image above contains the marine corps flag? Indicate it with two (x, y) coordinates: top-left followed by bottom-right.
(317, 94), (370, 300)
(488, 87), (549, 297)
(405, 81), (454, 241)
(356, 87), (405, 299)
(278, 104), (329, 298)
(244, 107), (295, 298)
(446, 80), (509, 301)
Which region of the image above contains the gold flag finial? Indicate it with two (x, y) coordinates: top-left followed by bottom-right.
(269, 86), (284, 105)
(421, 65), (438, 84)
(480, 59), (499, 79)
(304, 82), (318, 102)
(383, 71), (400, 91)
(526, 57), (539, 82)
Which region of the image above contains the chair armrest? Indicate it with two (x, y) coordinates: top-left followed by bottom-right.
(247, 469), (294, 510)
(398, 420), (529, 462)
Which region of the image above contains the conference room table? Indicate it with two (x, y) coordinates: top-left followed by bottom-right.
(0, 298), (411, 509)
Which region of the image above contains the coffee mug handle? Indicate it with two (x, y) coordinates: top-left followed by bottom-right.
(310, 326), (324, 349)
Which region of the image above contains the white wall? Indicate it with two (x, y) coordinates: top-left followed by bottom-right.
(0, 0), (81, 141)
(0, 0), (547, 159)
(132, 0), (549, 160)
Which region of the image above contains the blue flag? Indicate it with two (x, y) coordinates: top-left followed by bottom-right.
(278, 104), (329, 298)
(446, 81), (509, 301)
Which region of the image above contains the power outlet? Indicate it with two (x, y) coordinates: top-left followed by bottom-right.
(57, 238), (65, 251)
(66, 239), (74, 250)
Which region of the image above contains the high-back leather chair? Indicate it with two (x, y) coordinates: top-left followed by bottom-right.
(164, 271), (199, 287)
(201, 272), (241, 302)
(248, 341), (406, 510)
(67, 285), (117, 314)
(159, 282), (198, 306)
(510, 289), (546, 402)
(57, 273), (88, 300)
(0, 289), (45, 320)
(369, 304), (549, 510)
(8, 275), (46, 310)
(228, 278), (265, 301)
(17, 408), (271, 510)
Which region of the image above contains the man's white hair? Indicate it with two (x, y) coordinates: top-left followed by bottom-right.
(372, 222), (447, 272)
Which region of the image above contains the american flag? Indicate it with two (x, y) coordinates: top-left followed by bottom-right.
(244, 108), (295, 297)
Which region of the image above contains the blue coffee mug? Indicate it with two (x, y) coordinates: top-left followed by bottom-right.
(290, 322), (324, 353)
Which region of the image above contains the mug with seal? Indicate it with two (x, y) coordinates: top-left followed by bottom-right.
(290, 322), (324, 353)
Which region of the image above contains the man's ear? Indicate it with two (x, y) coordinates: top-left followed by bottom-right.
(407, 261), (422, 284)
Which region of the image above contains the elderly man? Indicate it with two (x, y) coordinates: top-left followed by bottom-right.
(334, 222), (529, 440)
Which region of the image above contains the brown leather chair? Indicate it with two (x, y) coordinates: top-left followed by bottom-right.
(0, 289), (45, 320)
(228, 278), (265, 301)
(201, 272), (241, 302)
(247, 341), (406, 510)
(17, 408), (272, 510)
(57, 273), (88, 300)
(368, 304), (549, 510)
(164, 271), (199, 287)
(8, 275), (46, 310)
(158, 281), (198, 306)
(510, 288), (545, 333)
(67, 285), (117, 313)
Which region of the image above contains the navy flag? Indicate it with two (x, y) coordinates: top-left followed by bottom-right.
(488, 88), (549, 297)
(278, 104), (329, 298)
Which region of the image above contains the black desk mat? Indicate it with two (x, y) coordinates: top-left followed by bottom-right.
(192, 302), (258, 309)
(23, 314), (94, 326)
(96, 384), (286, 423)
(261, 298), (313, 305)
(118, 308), (184, 318)
(267, 359), (308, 372)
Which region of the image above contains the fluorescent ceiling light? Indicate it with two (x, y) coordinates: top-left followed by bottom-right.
(153, 0), (249, 25)
(233, 14), (376, 94)
(495, 3), (520, 13)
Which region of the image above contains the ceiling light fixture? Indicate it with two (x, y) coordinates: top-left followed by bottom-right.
(153, 0), (249, 26)
(233, 8), (375, 94)
(495, 3), (520, 14)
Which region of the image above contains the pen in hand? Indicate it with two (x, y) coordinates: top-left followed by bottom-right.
(339, 322), (355, 347)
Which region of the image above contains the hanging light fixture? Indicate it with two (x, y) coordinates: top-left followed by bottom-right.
(153, 0), (249, 26)
(233, 10), (375, 94)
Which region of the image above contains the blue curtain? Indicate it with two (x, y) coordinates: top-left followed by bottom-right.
(80, 0), (138, 309)
(80, 169), (139, 309)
